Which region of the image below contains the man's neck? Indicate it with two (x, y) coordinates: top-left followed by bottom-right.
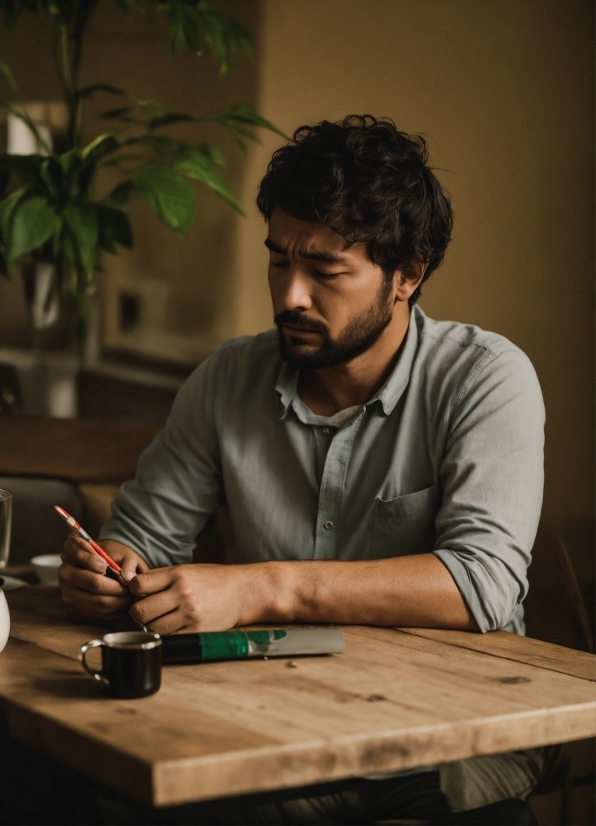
(298, 305), (411, 417)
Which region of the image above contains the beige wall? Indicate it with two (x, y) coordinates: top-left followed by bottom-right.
(233, 0), (594, 532)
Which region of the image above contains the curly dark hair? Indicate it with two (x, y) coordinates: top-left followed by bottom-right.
(257, 115), (453, 304)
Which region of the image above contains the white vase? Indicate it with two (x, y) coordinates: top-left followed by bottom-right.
(26, 261), (60, 330)
(0, 585), (9, 653)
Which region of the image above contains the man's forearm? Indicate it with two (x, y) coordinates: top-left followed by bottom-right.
(253, 554), (478, 630)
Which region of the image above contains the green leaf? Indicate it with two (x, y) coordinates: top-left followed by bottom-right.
(96, 205), (133, 253)
(76, 83), (124, 100)
(102, 181), (134, 208)
(219, 103), (287, 139)
(137, 99), (165, 118)
(59, 149), (82, 176)
(0, 58), (15, 90)
(129, 164), (196, 234)
(59, 226), (79, 275)
(159, 0), (252, 69)
(0, 185), (28, 244)
(167, 4), (185, 54)
(148, 113), (196, 131)
(8, 196), (61, 263)
(62, 203), (99, 275)
(0, 153), (50, 193)
(180, 5), (203, 55)
(135, 135), (182, 156)
(199, 142), (226, 167)
(174, 147), (242, 214)
(81, 133), (120, 164)
(100, 107), (133, 120)
(77, 135), (121, 195)
(132, 136), (238, 211)
(202, 7), (253, 73)
(39, 156), (63, 197)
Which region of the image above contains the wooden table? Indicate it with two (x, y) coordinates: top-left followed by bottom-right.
(1, 587), (595, 808)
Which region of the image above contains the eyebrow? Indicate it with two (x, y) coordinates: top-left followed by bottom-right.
(264, 238), (347, 263)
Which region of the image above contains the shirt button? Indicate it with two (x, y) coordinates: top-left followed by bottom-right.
(322, 427), (332, 436)
(324, 520), (334, 530)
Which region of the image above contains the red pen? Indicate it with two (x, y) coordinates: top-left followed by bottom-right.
(53, 506), (129, 584)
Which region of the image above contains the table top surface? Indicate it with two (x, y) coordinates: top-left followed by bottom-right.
(1, 586), (595, 807)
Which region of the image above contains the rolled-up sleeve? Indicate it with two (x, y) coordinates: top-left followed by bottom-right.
(98, 353), (225, 568)
(433, 348), (545, 632)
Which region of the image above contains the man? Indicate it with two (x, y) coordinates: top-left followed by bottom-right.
(59, 116), (544, 823)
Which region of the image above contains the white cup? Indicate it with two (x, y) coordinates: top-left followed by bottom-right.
(0, 581), (10, 653)
(30, 554), (62, 586)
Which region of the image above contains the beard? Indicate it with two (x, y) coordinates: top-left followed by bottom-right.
(275, 279), (394, 369)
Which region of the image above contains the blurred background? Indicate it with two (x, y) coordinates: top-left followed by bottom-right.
(0, 2), (593, 820)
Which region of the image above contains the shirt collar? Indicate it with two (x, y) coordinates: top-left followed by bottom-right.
(370, 307), (420, 414)
(275, 307), (421, 420)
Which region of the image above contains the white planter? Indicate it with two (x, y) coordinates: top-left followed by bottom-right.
(0, 348), (78, 417)
(28, 261), (60, 330)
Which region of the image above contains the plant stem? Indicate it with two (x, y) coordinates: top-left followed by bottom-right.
(53, 11), (87, 150)
(53, 20), (73, 149)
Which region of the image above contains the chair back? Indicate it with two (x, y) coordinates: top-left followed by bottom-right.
(525, 528), (594, 653)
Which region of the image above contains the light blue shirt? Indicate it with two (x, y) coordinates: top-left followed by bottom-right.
(100, 306), (545, 634)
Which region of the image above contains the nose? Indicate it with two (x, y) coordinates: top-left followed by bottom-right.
(276, 267), (313, 312)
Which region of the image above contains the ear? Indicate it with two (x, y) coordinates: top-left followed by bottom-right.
(394, 260), (428, 303)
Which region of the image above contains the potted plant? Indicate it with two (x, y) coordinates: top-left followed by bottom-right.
(0, 0), (281, 348)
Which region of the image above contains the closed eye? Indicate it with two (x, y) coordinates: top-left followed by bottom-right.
(314, 270), (348, 279)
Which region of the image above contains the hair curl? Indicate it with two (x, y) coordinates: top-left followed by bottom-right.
(257, 115), (453, 303)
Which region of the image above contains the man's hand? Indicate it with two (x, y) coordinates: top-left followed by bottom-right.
(128, 553), (477, 634)
(59, 536), (149, 623)
(60, 543), (476, 633)
(128, 564), (262, 634)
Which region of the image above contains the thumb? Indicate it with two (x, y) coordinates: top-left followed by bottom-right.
(121, 551), (148, 582)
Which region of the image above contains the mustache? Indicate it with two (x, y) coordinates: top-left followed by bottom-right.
(274, 311), (328, 335)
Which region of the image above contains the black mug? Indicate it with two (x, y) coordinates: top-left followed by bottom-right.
(79, 631), (162, 698)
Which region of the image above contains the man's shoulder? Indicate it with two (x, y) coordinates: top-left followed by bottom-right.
(207, 329), (280, 378)
(417, 308), (522, 359)
(415, 307), (533, 375)
(214, 328), (279, 360)
(414, 308), (540, 402)
(186, 328), (281, 396)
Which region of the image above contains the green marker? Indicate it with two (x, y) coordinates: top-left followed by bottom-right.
(161, 628), (344, 663)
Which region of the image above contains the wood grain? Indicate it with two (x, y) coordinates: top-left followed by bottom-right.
(1, 588), (595, 807)
(0, 415), (158, 483)
(397, 627), (596, 682)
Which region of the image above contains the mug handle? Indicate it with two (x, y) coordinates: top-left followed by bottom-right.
(79, 640), (109, 685)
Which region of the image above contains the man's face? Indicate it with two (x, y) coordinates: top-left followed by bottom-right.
(267, 208), (396, 369)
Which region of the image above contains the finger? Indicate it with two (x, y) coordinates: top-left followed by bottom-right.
(121, 555), (145, 581)
(145, 608), (187, 636)
(62, 536), (107, 575)
(60, 583), (134, 616)
(63, 603), (129, 625)
(128, 567), (174, 597)
(58, 562), (128, 596)
(129, 588), (179, 625)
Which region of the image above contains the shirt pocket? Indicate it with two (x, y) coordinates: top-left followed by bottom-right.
(366, 485), (439, 559)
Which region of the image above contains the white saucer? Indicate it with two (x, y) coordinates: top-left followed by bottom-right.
(0, 575), (29, 592)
